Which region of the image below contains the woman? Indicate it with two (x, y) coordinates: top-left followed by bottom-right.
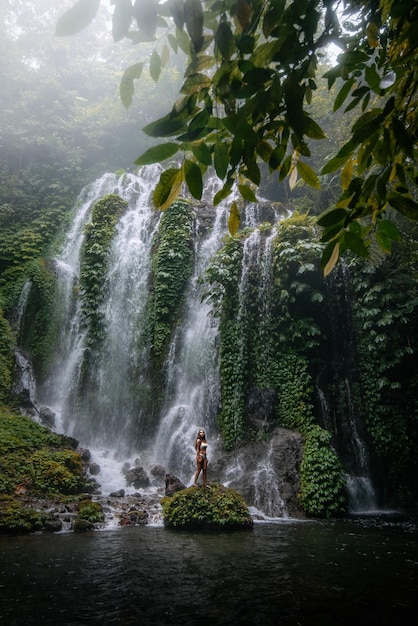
(194, 428), (208, 486)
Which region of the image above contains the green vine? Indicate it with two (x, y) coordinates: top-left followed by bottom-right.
(150, 199), (194, 358)
(0, 309), (13, 403)
(203, 214), (348, 515)
(79, 193), (127, 346)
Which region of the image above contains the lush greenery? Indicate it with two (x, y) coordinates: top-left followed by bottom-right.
(162, 483), (253, 529)
(0, 407), (87, 498)
(59, 0), (418, 273)
(202, 210), (418, 513)
(150, 198), (194, 356)
(0, 310), (13, 404)
(77, 498), (104, 523)
(79, 193), (128, 345)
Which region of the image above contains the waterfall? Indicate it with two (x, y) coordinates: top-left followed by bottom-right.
(316, 381), (378, 512)
(150, 201), (228, 484)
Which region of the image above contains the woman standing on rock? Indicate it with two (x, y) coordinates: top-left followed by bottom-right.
(194, 428), (208, 486)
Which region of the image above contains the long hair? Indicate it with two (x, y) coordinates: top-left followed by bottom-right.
(195, 428), (207, 450)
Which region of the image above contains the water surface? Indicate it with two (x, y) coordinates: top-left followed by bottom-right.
(0, 517), (417, 625)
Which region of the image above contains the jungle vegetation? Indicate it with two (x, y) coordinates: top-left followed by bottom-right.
(0, 1), (417, 520)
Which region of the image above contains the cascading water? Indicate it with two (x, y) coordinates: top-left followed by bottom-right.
(150, 203), (227, 485)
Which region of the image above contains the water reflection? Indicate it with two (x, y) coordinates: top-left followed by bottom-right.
(0, 518), (417, 625)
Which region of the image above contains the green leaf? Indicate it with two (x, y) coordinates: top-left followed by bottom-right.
(135, 143), (179, 166)
(376, 219), (401, 241)
(321, 156), (348, 175)
(333, 77), (355, 112)
(365, 65), (381, 91)
(304, 116), (326, 139)
(150, 50), (162, 82)
(168, 0), (185, 30)
(296, 161), (320, 188)
(343, 231), (369, 257)
(181, 73), (211, 94)
(119, 63), (144, 109)
(176, 25), (191, 54)
(317, 208), (348, 227)
(184, 159), (203, 199)
(214, 141), (229, 179)
(191, 142), (212, 166)
(184, 0), (204, 51)
(387, 193), (418, 220)
(167, 33), (178, 53)
(215, 22), (235, 60)
(112, 0), (132, 43)
(214, 183), (233, 206)
(228, 201), (240, 236)
(55, 0), (100, 36)
(143, 114), (187, 138)
(238, 185), (257, 202)
(153, 168), (183, 210)
(185, 55), (215, 77)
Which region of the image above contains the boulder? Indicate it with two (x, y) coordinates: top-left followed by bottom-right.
(165, 474), (186, 497)
(123, 466), (150, 489)
(89, 463), (100, 476)
(162, 483), (253, 530)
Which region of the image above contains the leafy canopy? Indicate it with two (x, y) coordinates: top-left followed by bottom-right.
(57, 1), (418, 273)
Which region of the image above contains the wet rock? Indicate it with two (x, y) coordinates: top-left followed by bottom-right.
(109, 489), (125, 498)
(89, 463), (100, 476)
(39, 406), (56, 428)
(165, 474), (186, 497)
(74, 518), (95, 532)
(60, 435), (79, 449)
(128, 508), (149, 525)
(43, 518), (63, 533)
(210, 427), (303, 518)
(150, 464), (166, 479)
(78, 448), (92, 462)
(123, 466), (150, 489)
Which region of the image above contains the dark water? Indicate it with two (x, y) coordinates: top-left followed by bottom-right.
(0, 516), (417, 626)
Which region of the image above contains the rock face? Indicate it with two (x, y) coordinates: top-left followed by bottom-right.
(165, 474), (187, 497)
(210, 427), (303, 518)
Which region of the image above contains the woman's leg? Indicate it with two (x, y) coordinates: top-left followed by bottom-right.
(194, 459), (202, 485)
(202, 459), (208, 486)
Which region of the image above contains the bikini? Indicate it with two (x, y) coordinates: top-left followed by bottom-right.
(198, 442), (208, 461)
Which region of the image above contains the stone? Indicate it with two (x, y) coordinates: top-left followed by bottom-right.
(150, 464), (166, 479)
(109, 489), (125, 498)
(74, 518), (95, 533)
(43, 518), (63, 533)
(89, 463), (100, 476)
(165, 473), (186, 497)
(123, 466), (150, 489)
(39, 406), (56, 428)
(78, 448), (92, 462)
(209, 427), (303, 518)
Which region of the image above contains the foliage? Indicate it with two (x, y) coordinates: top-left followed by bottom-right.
(150, 198), (194, 356)
(202, 215), (348, 514)
(0, 406), (86, 497)
(162, 483), (253, 529)
(77, 498), (104, 523)
(349, 237), (418, 503)
(79, 194), (128, 345)
(0, 310), (13, 403)
(204, 235), (245, 448)
(298, 426), (348, 517)
(0, 499), (43, 534)
(58, 0), (418, 273)
(18, 259), (59, 377)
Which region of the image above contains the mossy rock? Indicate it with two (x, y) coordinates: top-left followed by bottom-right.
(77, 498), (104, 523)
(0, 500), (43, 534)
(161, 483), (253, 530)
